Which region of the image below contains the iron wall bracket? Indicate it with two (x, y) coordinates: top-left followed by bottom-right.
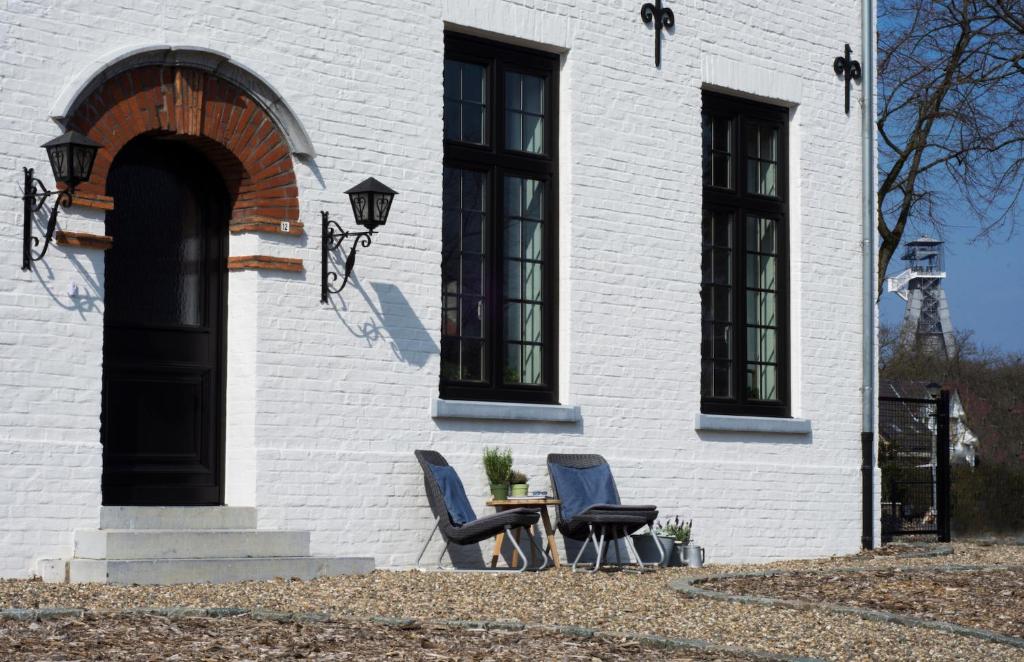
(640, 1), (674, 68)
(834, 43), (862, 115)
(321, 210), (374, 303)
(22, 167), (73, 271)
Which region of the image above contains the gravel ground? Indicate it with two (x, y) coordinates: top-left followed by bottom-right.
(0, 543), (1022, 661)
(702, 565), (1024, 638)
(0, 614), (761, 661)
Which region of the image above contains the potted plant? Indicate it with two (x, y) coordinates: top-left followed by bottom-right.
(650, 516), (693, 566)
(509, 470), (529, 497)
(482, 447), (513, 500)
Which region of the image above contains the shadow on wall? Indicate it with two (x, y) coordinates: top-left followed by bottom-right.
(330, 274), (438, 368)
(34, 249), (105, 320)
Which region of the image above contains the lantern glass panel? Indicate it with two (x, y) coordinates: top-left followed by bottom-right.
(349, 192), (369, 224)
(72, 144), (96, 182)
(47, 144), (70, 183)
(373, 193), (393, 226)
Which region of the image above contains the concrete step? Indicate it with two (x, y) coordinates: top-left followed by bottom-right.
(74, 529), (310, 560)
(68, 556), (375, 585)
(100, 506), (258, 530)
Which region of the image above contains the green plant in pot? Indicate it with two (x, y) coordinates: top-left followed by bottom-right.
(509, 470), (529, 497)
(656, 516), (692, 545)
(482, 447), (513, 500)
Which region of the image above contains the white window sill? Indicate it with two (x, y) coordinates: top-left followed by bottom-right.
(695, 413), (812, 435)
(432, 399), (581, 423)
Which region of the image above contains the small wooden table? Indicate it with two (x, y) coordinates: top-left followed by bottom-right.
(486, 498), (561, 569)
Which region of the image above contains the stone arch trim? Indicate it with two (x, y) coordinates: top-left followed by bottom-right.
(66, 65), (300, 231)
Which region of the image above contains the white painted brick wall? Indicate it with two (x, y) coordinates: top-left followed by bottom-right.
(0, 0), (868, 575)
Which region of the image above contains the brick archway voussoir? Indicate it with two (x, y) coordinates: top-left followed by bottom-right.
(66, 65), (301, 235)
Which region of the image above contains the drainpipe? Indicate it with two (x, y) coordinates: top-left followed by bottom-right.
(860, 0), (878, 550)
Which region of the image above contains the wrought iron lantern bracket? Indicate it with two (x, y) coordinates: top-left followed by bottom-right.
(22, 167), (73, 271)
(321, 211), (375, 303)
(833, 43), (862, 115)
(640, 0), (675, 68)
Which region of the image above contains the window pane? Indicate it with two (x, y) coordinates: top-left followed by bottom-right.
(461, 254), (484, 296)
(524, 114), (544, 153)
(462, 212), (483, 254)
(462, 339), (484, 381)
(523, 179), (543, 219)
(462, 297), (483, 337)
(746, 290), (777, 327)
(504, 218), (521, 258)
(523, 262), (542, 301)
(505, 72), (545, 154)
(505, 73), (522, 109)
(524, 75), (544, 113)
(463, 64), (485, 104)
(746, 216), (776, 254)
(463, 104), (485, 144)
(746, 327), (777, 363)
(443, 60), (487, 144)
(522, 345), (542, 384)
(714, 361), (732, 398)
(504, 259), (521, 299)
(746, 254), (777, 290)
(523, 221), (543, 260)
(523, 304), (542, 342)
(504, 344), (521, 383)
(746, 364), (777, 401)
(504, 303), (521, 341)
(745, 123), (779, 196)
(702, 112), (733, 189)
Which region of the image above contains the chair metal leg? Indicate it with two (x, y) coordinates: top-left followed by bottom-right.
(415, 518), (440, 570)
(649, 526), (667, 567)
(526, 527), (549, 571)
(622, 531), (647, 573)
(591, 527), (607, 573)
(437, 542), (450, 570)
(571, 525), (594, 572)
(504, 525), (530, 573)
(613, 526), (623, 567)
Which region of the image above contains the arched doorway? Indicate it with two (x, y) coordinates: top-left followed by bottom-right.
(101, 136), (229, 505)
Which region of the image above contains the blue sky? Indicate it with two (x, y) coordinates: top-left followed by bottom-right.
(879, 217), (1024, 355)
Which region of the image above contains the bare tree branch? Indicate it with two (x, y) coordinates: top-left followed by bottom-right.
(877, 0), (1024, 295)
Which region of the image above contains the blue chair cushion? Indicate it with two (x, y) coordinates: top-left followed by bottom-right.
(428, 464), (477, 526)
(549, 463), (619, 521)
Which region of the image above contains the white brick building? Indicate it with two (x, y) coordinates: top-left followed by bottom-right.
(0, 0), (878, 579)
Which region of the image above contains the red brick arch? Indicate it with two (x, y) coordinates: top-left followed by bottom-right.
(66, 65), (299, 232)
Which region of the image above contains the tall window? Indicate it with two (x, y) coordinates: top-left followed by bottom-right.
(441, 33), (559, 403)
(701, 92), (790, 417)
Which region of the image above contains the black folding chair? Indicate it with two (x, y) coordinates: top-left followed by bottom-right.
(414, 450), (548, 572)
(547, 453), (663, 572)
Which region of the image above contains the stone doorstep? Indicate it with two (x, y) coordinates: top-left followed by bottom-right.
(66, 556), (375, 585)
(73, 529), (311, 560)
(99, 506), (258, 530)
(37, 507), (376, 584)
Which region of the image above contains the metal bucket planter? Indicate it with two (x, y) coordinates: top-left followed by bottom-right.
(683, 543), (705, 568)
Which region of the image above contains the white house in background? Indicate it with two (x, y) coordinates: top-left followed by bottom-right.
(0, 0), (877, 582)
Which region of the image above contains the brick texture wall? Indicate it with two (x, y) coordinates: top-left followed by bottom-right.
(0, 0), (867, 576)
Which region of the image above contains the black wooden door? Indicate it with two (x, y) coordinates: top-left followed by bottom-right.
(101, 137), (228, 505)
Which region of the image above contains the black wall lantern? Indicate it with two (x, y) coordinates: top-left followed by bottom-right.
(22, 130), (101, 271)
(321, 177), (397, 303)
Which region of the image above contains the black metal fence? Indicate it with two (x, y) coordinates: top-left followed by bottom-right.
(879, 391), (951, 541)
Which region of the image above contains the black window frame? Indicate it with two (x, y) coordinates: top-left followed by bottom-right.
(441, 32), (560, 404)
(700, 92), (791, 418)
